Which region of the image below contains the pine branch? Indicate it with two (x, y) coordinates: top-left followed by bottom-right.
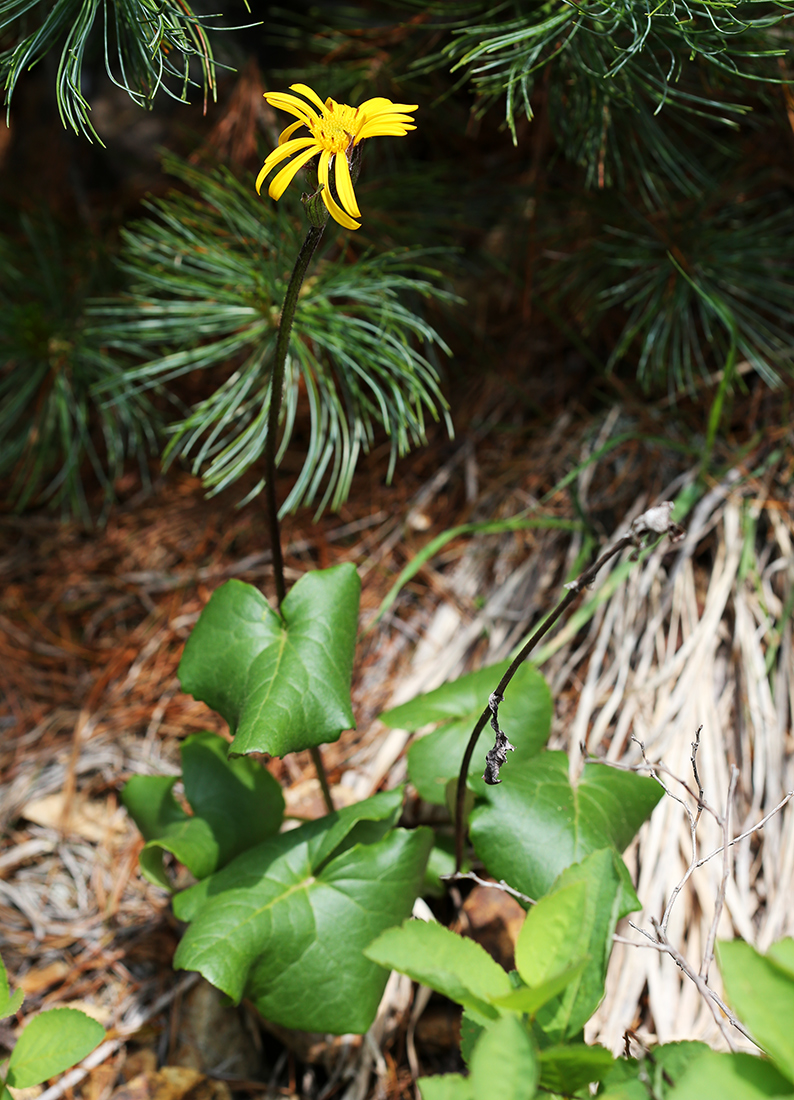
(0, 0), (240, 141)
(88, 156), (456, 514)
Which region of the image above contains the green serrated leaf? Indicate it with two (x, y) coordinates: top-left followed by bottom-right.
(178, 565), (360, 756)
(460, 1008), (484, 1066)
(599, 1042), (716, 1098)
(0, 954), (23, 1020)
(531, 850), (625, 1041)
(664, 1050), (794, 1099)
(766, 938), (794, 981)
(389, 663), (551, 805)
(470, 751), (660, 901)
(491, 958), (590, 1015)
(717, 940), (794, 1083)
(470, 1015), (538, 1099)
(514, 880), (589, 988)
(418, 1074), (473, 1100)
(1, 987), (24, 1021)
(172, 791), (431, 1034)
(538, 1043), (615, 1094)
(6, 1008), (105, 1087)
(366, 918), (511, 1019)
(122, 731), (284, 888)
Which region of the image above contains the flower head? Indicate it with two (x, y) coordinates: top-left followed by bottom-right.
(256, 83), (417, 231)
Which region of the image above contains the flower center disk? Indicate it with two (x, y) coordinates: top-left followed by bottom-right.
(314, 102), (359, 155)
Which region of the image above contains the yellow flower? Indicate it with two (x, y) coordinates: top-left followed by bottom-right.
(256, 83), (417, 231)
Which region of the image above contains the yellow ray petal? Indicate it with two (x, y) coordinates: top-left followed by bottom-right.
(360, 110), (415, 124)
(360, 111), (415, 123)
(288, 83), (328, 114)
(278, 119), (306, 145)
(256, 138), (318, 193)
(356, 118), (415, 136)
(318, 151), (360, 230)
(356, 121), (415, 141)
(359, 98), (418, 116)
(264, 92), (319, 128)
(268, 145), (321, 200)
(333, 152), (361, 218)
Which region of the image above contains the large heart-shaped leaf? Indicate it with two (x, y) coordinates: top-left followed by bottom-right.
(381, 663), (551, 806)
(365, 918), (512, 1020)
(178, 565), (360, 756)
(122, 730), (284, 889)
(717, 939), (794, 1084)
(6, 1008), (105, 1087)
(173, 790), (432, 1034)
(470, 750), (661, 900)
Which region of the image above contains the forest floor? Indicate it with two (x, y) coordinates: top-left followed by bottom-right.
(2, 361), (793, 1100)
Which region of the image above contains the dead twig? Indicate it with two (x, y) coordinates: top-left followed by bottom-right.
(614, 751), (787, 1048)
(453, 502), (686, 871)
(618, 923), (756, 1049)
(691, 725), (704, 827)
(637, 921), (745, 1049)
(701, 765), (738, 982)
(696, 792), (794, 868)
(441, 870), (535, 907)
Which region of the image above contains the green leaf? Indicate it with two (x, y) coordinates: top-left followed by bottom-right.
(460, 1008), (485, 1065)
(538, 1043), (615, 1093)
(510, 849), (629, 1038)
(470, 751), (661, 900)
(6, 1008), (105, 1087)
(665, 1051), (794, 1099)
(514, 880), (589, 987)
(717, 940), (794, 1083)
(652, 1041), (713, 1087)
(598, 1042), (720, 1098)
(178, 565), (360, 756)
(491, 959), (589, 1015)
(470, 1015), (538, 1099)
(0, 954), (23, 1020)
(423, 838), (458, 898)
(122, 731), (285, 889)
(365, 919), (511, 1019)
(417, 1075), (473, 1100)
(172, 791), (432, 1034)
(384, 662), (551, 805)
(767, 938), (794, 980)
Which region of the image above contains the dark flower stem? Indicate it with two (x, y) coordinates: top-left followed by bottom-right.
(265, 224), (326, 608)
(265, 222), (335, 814)
(453, 534), (636, 871)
